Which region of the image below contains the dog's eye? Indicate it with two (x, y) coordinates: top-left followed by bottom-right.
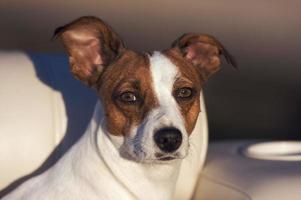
(119, 92), (138, 103)
(174, 87), (194, 99)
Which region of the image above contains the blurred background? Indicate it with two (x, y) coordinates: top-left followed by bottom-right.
(0, 0), (300, 140)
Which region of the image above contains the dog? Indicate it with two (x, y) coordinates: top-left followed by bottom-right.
(2, 16), (236, 200)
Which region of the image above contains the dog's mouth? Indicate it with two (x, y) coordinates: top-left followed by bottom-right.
(158, 156), (176, 161)
(155, 152), (182, 161)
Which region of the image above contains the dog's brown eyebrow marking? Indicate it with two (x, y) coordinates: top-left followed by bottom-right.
(174, 77), (194, 87)
(113, 79), (141, 92)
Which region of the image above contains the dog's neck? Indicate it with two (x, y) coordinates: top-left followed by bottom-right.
(70, 100), (182, 200)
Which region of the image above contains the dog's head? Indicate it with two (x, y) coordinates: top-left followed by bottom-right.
(54, 16), (236, 163)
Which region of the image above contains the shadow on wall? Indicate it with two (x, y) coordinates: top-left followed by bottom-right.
(204, 55), (301, 140)
(0, 53), (97, 197)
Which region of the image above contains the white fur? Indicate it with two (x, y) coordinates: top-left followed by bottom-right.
(3, 52), (207, 200)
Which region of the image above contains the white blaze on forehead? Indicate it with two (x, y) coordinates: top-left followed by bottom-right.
(148, 51), (185, 129)
(149, 52), (178, 104)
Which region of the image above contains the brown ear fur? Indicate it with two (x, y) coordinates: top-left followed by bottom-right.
(53, 16), (125, 87)
(172, 33), (237, 81)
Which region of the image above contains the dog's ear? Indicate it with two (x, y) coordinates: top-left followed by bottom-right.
(53, 16), (125, 87)
(172, 33), (237, 82)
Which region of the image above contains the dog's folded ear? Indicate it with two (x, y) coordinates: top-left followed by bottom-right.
(172, 33), (237, 82)
(53, 16), (125, 87)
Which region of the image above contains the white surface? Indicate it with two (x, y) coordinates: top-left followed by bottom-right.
(243, 141), (301, 161)
(194, 140), (301, 200)
(0, 51), (97, 192)
(0, 51), (67, 189)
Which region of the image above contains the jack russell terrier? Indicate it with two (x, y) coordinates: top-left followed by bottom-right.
(3, 16), (236, 200)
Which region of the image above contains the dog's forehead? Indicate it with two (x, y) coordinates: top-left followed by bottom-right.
(148, 49), (202, 87)
(99, 49), (201, 92)
(149, 51), (181, 92)
(162, 49), (202, 86)
(99, 50), (149, 87)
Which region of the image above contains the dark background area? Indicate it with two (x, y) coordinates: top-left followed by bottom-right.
(0, 0), (300, 140)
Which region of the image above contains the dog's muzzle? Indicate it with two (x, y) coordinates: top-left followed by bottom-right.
(154, 127), (182, 153)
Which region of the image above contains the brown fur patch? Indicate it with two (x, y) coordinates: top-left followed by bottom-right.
(97, 50), (158, 136)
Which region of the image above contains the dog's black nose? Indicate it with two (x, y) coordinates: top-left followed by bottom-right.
(154, 127), (182, 153)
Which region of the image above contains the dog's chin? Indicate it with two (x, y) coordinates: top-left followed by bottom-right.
(154, 156), (183, 164)
(120, 149), (186, 164)
(158, 156), (176, 161)
(121, 153), (186, 165)
(137, 156), (183, 165)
